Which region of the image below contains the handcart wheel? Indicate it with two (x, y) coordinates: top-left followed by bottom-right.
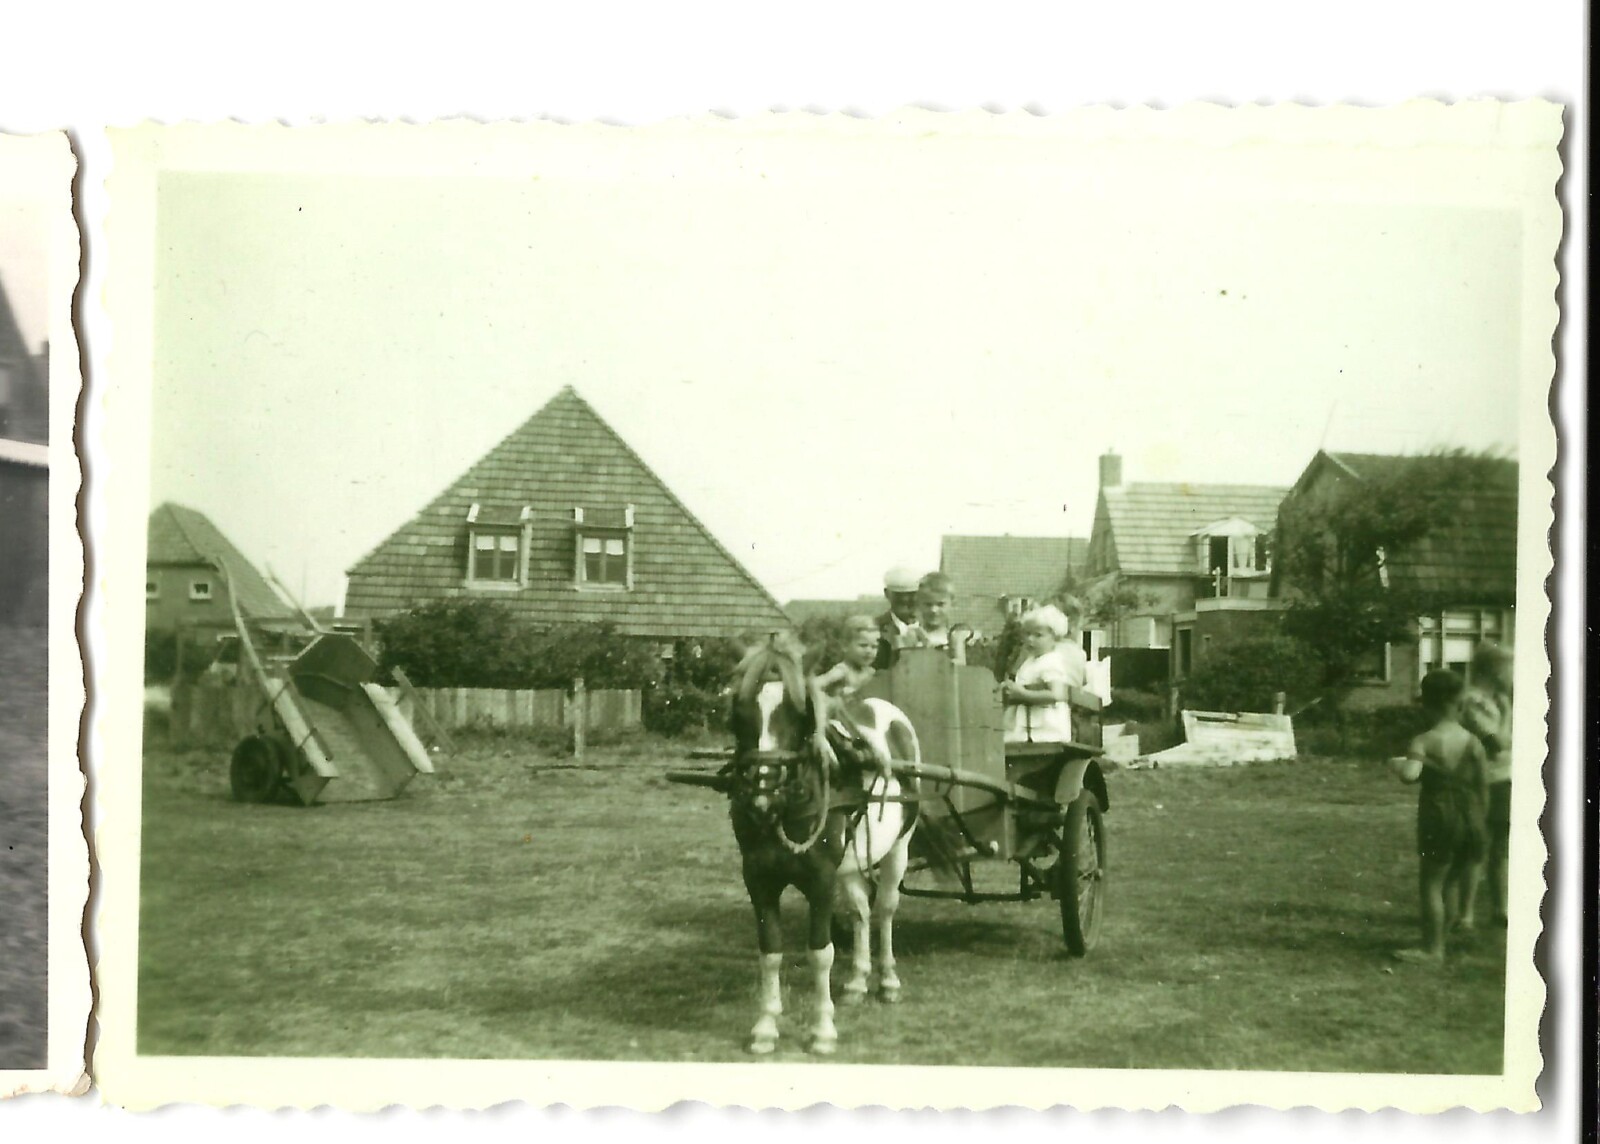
(229, 736), (284, 804)
(1057, 795), (1106, 956)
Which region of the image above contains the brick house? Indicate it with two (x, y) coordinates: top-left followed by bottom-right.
(146, 502), (296, 636)
(1273, 450), (1519, 709)
(1084, 451), (1286, 665)
(938, 534), (1088, 644)
(343, 386), (790, 643)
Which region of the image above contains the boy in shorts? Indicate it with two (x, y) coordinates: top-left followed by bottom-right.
(1390, 669), (1489, 965)
(1462, 643), (1513, 926)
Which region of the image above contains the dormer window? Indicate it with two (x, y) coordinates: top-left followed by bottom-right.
(465, 504), (531, 588)
(189, 579), (213, 602)
(146, 579), (161, 601)
(1195, 518), (1269, 576)
(573, 505), (634, 590)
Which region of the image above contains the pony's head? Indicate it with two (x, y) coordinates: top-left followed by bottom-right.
(728, 632), (817, 820)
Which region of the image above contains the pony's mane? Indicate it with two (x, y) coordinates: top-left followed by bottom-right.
(732, 636), (808, 713)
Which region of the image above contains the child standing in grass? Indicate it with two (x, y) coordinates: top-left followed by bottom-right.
(1390, 669), (1489, 965)
(1461, 643), (1514, 927)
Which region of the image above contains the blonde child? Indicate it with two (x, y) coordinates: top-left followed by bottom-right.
(1461, 642), (1514, 926)
(1389, 669), (1489, 965)
(999, 604), (1087, 744)
(813, 615), (880, 700)
(904, 572), (956, 650)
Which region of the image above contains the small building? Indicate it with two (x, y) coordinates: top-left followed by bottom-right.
(343, 386), (790, 643)
(1273, 450), (1518, 708)
(1084, 451), (1286, 655)
(146, 502), (297, 636)
(938, 534), (1087, 644)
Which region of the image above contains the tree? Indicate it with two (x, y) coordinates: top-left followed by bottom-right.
(1275, 448), (1506, 697)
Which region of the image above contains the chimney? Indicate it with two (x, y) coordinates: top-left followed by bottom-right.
(1099, 451), (1123, 490)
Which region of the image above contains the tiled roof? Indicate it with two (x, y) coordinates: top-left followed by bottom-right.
(1303, 451), (1518, 603)
(939, 534), (1087, 630)
(1096, 483), (1286, 577)
(344, 386), (790, 640)
(147, 503), (296, 621)
(783, 597), (882, 625)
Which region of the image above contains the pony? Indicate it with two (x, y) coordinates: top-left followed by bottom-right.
(726, 634), (920, 1055)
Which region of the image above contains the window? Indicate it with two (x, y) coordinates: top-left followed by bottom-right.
(573, 505), (634, 590)
(1176, 628), (1193, 677)
(1353, 641), (1392, 684)
(1417, 609), (1511, 684)
(146, 579), (160, 601)
(189, 579), (213, 602)
(1197, 519), (1270, 597)
(1004, 595), (1036, 620)
(471, 531), (521, 582)
(464, 504), (530, 588)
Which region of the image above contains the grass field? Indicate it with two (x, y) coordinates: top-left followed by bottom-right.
(1, 625), (48, 1069)
(137, 731), (1506, 1072)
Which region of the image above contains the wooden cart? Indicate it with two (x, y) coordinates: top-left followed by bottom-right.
(219, 572), (438, 806)
(857, 648), (1109, 956)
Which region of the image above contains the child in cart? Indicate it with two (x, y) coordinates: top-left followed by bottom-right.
(1389, 669), (1490, 965)
(1000, 604), (1088, 744)
(812, 615), (892, 780)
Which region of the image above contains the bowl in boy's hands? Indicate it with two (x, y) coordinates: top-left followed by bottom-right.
(1388, 756), (1423, 782)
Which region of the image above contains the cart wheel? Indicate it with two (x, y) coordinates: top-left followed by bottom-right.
(230, 736), (283, 804)
(1057, 796), (1106, 956)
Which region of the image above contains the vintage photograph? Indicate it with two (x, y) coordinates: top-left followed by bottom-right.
(0, 131), (87, 1096)
(96, 106), (1559, 1111)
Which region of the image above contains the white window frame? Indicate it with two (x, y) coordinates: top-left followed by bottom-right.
(189, 579), (213, 602)
(573, 505), (635, 591)
(146, 579), (161, 601)
(464, 504), (531, 590)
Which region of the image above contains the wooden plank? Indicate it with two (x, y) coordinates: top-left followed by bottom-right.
(361, 682), (436, 775)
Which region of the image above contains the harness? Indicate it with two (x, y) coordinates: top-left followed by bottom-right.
(730, 747), (833, 855)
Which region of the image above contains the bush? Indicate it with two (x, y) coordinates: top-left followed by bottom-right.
(643, 683), (728, 738)
(1107, 687), (1167, 722)
(1180, 634), (1325, 715)
(144, 629), (221, 685)
(1298, 703), (1435, 759)
(375, 600), (662, 690)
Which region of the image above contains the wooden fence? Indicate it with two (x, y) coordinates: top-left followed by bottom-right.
(403, 686), (642, 733)
(165, 678), (642, 750)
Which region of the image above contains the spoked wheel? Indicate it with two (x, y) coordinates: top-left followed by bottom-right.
(230, 735), (286, 804)
(1056, 796), (1106, 956)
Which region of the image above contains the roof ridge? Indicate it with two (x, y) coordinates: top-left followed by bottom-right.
(563, 388), (787, 618)
(344, 387), (575, 576)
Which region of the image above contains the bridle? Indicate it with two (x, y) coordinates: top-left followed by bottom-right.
(730, 745), (831, 855)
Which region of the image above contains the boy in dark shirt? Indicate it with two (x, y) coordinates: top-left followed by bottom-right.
(1390, 669), (1489, 964)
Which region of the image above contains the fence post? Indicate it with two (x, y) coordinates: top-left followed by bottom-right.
(1273, 691), (1286, 716)
(572, 676), (586, 761)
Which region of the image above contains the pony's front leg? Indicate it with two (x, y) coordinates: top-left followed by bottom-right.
(748, 894), (784, 1055)
(836, 871), (873, 1005)
(803, 879), (838, 1056)
(874, 838), (911, 1003)
(805, 944), (837, 1055)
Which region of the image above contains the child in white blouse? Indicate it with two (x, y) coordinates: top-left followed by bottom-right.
(1000, 604), (1087, 744)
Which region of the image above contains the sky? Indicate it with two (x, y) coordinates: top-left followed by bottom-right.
(148, 125), (1527, 611)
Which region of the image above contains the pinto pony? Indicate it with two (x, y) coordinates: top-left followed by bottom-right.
(727, 635), (920, 1055)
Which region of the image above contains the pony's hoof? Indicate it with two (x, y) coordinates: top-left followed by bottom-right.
(807, 1036), (837, 1057)
(748, 1037), (778, 1056)
(878, 987), (902, 1005)
(839, 988), (868, 1007)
